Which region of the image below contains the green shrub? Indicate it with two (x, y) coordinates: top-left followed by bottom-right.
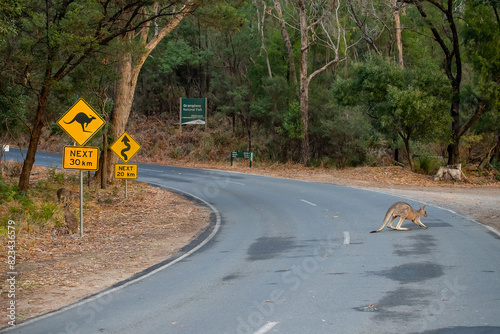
(416, 155), (441, 175)
(48, 168), (65, 183)
(0, 178), (19, 203)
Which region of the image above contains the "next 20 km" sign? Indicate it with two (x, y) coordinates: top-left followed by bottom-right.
(114, 164), (138, 179)
(63, 146), (99, 171)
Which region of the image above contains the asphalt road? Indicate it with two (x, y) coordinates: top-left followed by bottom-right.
(3, 150), (500, 334)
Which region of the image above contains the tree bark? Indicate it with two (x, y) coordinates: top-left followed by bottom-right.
(298, 0), (310, 165)
(273, 0), (297, 86)
(18, 78), (51, 191)
(256, 1), (272, 78)
(394, 0), (404, 69)
(400, 131), (414, 171)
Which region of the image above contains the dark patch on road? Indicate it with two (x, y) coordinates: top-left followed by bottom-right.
(222, 273), (242, 281)
(371, 262), (444, 283)
(374, 287), (432, 322)
(427, 222), (453, 228)
(355, 287), (432, 323)
(393, 234), (437, 256)
(246, 236), (297, 261)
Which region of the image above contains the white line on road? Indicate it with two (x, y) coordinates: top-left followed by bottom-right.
(144, 169), (165, 173)
(254, 322), (278, 334)
(343, 231), (350, 245)
(225, 180), (246, 185)
(300, 199), (317, 207)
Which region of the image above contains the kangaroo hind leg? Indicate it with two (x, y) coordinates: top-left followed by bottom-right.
(391, 216), (412, 231)
(386, 216), (399, 230)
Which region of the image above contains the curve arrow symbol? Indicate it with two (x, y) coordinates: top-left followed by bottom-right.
(121, 135), (131, 161)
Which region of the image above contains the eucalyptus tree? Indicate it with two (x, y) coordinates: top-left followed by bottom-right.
(270, 0), (352, 165)
(407, 0), (487, 165)
(333, 57), (451, 171)
(463, 0), (500, 162)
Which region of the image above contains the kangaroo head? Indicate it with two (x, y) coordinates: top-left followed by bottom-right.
(418, 204), (428, 217)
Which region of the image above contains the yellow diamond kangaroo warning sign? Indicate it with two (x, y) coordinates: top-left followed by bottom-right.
(57, 99), (106, 146)
(110, 132), (141, 163)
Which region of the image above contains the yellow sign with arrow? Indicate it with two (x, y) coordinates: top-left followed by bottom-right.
(110, 132), (141, 163)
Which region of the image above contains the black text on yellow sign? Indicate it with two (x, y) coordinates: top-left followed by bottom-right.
(114, 164), (138, 179)
(63, 146), (99, 171)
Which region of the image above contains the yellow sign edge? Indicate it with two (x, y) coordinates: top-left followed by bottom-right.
(114, 163), (138, 179)
(57, 98), (106, 146)
(62, 146), (100, 171)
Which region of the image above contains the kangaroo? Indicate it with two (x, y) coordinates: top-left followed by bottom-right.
(57, 188), (71, 203)
(64, 113), (96, 133)
(64, 203), (79, 234)
(370, 202), (428, 233)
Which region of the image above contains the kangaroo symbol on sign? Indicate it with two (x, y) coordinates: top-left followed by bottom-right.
(64, 113), (96, 133)
(120, 135), (131, 161)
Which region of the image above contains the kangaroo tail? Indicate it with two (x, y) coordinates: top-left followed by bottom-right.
(370, 210), (393, 233)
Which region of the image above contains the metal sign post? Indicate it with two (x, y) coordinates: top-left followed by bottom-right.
(80, 170), (84, 237)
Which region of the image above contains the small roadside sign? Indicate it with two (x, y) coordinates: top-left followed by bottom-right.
(114, 164), (138, 179)
(57, 99), (106, 146)
(110, 132), (141, 163)
(63, 146), (99, 171)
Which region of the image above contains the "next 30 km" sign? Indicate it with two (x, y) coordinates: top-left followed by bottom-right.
(63, 146), (99, 171)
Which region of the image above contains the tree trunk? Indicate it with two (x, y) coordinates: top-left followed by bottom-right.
(18, 80), (51, 191)
(256, 1), (272, 78)
(401, 134), (414, 171)
(394, 0), (404, 69)
(298, 0), (310, 165)
(106, 51), (137, 181)
(273, 0), (297, 86)
(101, 129), (108, 189)
(447, 115), (460, 164)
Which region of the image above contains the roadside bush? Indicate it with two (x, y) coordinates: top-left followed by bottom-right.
(415, 155), (442, 175)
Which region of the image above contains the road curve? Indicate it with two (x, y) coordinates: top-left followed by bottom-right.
(3, 150), (500, 334)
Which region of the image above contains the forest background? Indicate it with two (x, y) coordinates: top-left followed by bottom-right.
(1, 0), (500, 191)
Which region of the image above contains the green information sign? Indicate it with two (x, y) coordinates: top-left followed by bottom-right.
(180, 98), (207, 129)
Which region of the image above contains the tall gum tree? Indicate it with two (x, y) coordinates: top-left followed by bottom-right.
(105, 3), (194, 181)
(275, 0), (350, 165)
(411, 0), (486, 165)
